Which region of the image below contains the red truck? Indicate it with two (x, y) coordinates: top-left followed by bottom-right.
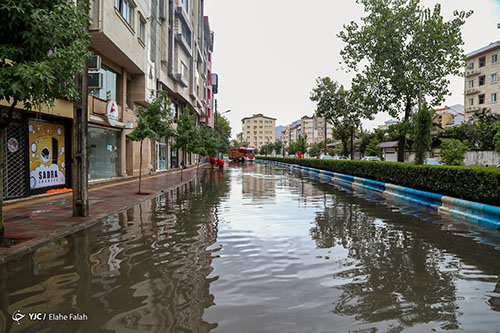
(229, 147), (255, 162)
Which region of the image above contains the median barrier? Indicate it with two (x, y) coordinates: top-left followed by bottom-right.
(258, 159), (500, 230)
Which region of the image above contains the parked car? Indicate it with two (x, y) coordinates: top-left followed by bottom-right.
(320, 155), (335, 160)
(411, 158), (442, 165)
(361, 156), (381, 161)
(335, 156), (349, 160)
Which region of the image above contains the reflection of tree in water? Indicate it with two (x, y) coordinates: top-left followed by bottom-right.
(309, 182), (461, 331)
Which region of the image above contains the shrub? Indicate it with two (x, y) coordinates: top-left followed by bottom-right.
(258, 157), (500, 206)
(440, 139), (468, 166)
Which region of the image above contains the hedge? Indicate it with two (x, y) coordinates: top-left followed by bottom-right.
(258, 157), (500, 206)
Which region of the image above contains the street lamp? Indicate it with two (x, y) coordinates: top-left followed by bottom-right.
(344, 117), (361, 160)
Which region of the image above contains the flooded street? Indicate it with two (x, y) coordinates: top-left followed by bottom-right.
(1, 162), (499, 332)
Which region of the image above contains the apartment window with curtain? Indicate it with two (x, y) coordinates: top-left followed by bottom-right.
(492, 54), (498, 63)
(492, 73), (497, 83)
(492, 93), (497, 103)
(89, 65), (119, 102)
(116, 0), (134, 26)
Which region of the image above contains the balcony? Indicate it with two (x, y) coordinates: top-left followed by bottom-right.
(465, 106), (479, 112)
(464, 68), (480, 77)
(463, 88), (479, 95)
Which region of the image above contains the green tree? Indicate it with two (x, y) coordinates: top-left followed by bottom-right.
(365, 139), (382, 157)
(339, 0), (471, 162)
(173, 109), (200, 180)
(274, 140), (283, 155)
(0, 0), (91, 243)
(199, 125), (218, 157)
(128, 91), (175, 193)
(308, 142), (323, 158)
(215, 113), (231, 139)
(494, 122), (500, 152)
(310, 77), (369, 156)
(413, 105), (434, 164)
(440, 139), (468, 165)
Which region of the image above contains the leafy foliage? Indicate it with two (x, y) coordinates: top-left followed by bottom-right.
(0, 0), (92, 110)
(413, 105), (434, 164)
(338, 0), (471, 161)
(259, 157), (500, 206)
(199, 125), (218, 157)
(439, 109), (500, 150)
(365, 139), (382, 157)
(273, 140), (283, 155)
(173, 109), (200, 156)
(440, 139), (468, 166)
(127, 91), (175, 142)
(308, 142), (324, 158)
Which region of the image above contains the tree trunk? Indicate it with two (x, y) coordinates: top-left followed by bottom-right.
(138, 140), (143, 194)
(0, 126), (4, 244)
(397, 96), (412, 162)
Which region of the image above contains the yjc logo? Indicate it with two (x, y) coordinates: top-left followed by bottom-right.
(12, 310), (25, 325)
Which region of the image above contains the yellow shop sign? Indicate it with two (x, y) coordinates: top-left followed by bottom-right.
(28, 120), (66, 189)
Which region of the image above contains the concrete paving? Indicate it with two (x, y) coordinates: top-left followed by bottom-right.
(0, 164), (205, 265)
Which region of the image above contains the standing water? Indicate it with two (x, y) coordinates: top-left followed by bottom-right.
(0, 163), (499, 332)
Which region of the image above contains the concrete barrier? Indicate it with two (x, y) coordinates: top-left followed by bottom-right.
(258, 159), (500, 230)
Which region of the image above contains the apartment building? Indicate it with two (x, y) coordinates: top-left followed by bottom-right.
(464, 41), (500, 121)
(280, 115), (333, 150)
(88, 0), (216, 180)
(0, 0), (217, 201)
(241, 114), (277, 150)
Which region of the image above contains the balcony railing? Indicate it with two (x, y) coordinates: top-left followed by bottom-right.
(463, 88), (479, 95)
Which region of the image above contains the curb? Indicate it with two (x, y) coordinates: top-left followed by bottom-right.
(0, 168), (201, 265)
(260, 159), (500, 230)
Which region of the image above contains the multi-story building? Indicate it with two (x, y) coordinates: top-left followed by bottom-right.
(241, 114), (276, 150)
(1, 0), (217, 201)
(280, 115), (333, 151)
(464, 41), (500, 121)
(434, 104), (465, 130)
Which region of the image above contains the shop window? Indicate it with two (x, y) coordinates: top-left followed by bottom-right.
(89, 65), (119, 102)
(88, 127), (119, 180)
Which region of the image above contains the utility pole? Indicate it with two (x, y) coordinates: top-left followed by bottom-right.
(72, 0), (89, 217)
(324, 117), (327, 156)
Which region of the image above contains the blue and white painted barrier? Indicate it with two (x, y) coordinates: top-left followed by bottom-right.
(258, 159), (500, 229)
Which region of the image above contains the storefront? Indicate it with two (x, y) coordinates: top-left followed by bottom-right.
(2, 109), (71, 199)
(88, 126), (120, 180)
(170, 137), (178, 169)
(156, 137), (168, 171)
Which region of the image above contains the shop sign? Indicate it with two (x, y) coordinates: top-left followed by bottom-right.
(106, 100), (118, 126)
(7, 137), (19, 153)
(28, 121), (66, 189)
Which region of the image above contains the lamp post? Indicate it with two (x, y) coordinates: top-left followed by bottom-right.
(344, 117), (361, 160)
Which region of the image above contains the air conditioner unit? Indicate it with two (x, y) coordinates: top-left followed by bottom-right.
(88, 72), (103, 89)
(88, 55), (101, 71)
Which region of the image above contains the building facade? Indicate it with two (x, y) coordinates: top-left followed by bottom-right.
(2, 0), (217, 200)
(464, 41), (500, 121)
(280, 115), (333, 151)
(241, 114), (276, 150)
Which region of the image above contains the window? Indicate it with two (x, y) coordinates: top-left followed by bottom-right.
(479, 75), (485, 86)
(89, 65), (119, 102)
(468, 98), (473, 106)
(479, 56), (486, 67)
(180, 61), (188, 81)
(493, 54), (498, 63)
(469, 62), (474, 69)
(138, 14), (146, 42)
(181, 21), (192, 48)
(116, 0), (134, 26)
(492, 73), (498, 83)
(126, 79), (131, 108)
(183, 0), (189, 12)
(468, 80), (474, 88)
(492, 93), (497, 103)
(479, 94), (485, 104)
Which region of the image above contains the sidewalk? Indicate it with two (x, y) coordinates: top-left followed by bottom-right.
(0, 164), (205, 265)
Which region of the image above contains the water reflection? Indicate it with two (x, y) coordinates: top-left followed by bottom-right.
(0, 169), (230, 332)
(0, 164), (499, 332)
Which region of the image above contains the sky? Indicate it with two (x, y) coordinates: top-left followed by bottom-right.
(205, 0), (500, 138)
